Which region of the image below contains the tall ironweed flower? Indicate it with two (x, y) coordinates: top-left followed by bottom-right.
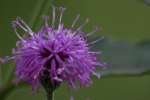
(1, 6), (105, 91)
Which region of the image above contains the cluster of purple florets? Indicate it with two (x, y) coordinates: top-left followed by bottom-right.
(3, 7), (105, 90)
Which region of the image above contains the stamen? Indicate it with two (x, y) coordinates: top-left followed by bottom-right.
(71, 14), (80, 28)
(89, 51), (102, 55)
(12, 21), (25, 41)
(76, 18), (89, 31)
(92, 72), (101, 78)
(16, 17), (33, 36)
(0, 58), (4, 64)
(42, 16), (49, 27)
(59, 7), (66, 25)
(89, 36), (104, 45)
(52, 5), (56, 28)
(57, 68), (65, 75)
(86, 26), (100, 37)
(53, 76), (63, 82)
(57, 24), (64, 33)
(94, 62), (107, 69)
(15, 21), (28, 32)
(55, 54), (64, 64)
(71, 18), (89, 35)
(70, 96), (74, 100)
(0, 56), (14, 64)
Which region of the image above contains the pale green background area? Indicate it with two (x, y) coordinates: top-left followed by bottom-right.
(0, 0), (150, 100)
(6, 75), (150, 100)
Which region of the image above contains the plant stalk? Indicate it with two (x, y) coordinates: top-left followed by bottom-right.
(46, 90), (54, 100)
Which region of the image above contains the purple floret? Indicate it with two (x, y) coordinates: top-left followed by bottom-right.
(4, 6), (105, 90)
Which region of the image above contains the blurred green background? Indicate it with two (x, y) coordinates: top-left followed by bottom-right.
(0, 0), (150, 100)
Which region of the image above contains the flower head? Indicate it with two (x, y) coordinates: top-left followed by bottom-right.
(3, 6), (105, 90)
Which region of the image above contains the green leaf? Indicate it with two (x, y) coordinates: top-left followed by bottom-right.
(99, 38), (150, 76)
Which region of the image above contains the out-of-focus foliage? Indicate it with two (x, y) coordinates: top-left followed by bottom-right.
(0, 0), (150, 100)
(100, 38), (150, 75)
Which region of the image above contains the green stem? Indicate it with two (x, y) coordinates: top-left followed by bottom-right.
(40, 69), (55, 100)
(46, 89), (54, 100)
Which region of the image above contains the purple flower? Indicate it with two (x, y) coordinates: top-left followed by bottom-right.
(3, 7), (105, 90)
